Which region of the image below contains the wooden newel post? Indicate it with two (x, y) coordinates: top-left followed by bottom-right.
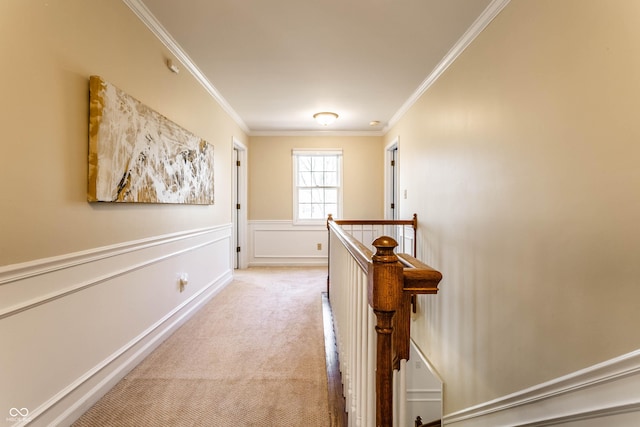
(369, 236), (404, 427)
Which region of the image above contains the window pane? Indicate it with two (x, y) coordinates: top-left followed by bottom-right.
(324, 203), (337, 218)
(311, 188), (323, 203)
(324, 171), (337, 186)
(298, 156), (312, 172)
(312, 171), (324, 186)
(311, 203), (324, 219)
(312, 157), (324, 171)
(324, 156), (337, 171)
(325, 188), (337, 203)
(299, 189), (311, 203)
(299, 171), (312, 186)
(299, 204), (311, 219)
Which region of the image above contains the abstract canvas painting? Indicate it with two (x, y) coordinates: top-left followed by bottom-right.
(88, 75), (214, 204)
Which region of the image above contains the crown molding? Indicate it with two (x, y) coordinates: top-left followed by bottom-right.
(249, 130), (384, 137)
(122, 0), (250, 134)
(383, 0), (511, 134)
(124, 0), (509, 137)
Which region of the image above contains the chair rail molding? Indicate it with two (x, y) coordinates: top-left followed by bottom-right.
(0, 225), (234, 427)
(443, 348), (640, 426)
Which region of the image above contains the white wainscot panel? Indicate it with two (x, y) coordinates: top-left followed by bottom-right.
(406, 340), (442, 426)
(0, 225), (233, 427)
(248, 220), (328, 267)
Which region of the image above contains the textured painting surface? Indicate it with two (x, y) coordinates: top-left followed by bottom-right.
(88, 76), (214, 204)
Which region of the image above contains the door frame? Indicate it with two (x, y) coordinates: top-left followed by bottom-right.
(385, 137), (399, 220)
(232, 137), (248, 269)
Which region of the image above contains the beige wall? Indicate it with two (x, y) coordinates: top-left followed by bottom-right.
(0, 1), (246, 266)
(0, 3), (244, 424)
(248, 135), (384, 220)
(386, 0), (640, 414)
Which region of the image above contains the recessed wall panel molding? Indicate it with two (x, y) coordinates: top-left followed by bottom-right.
(0, 225), (233, 426)
(248, 220), (328, 267)
(0, 226), (229, 318)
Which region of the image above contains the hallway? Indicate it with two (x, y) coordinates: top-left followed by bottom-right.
(72, 267), (330, 426)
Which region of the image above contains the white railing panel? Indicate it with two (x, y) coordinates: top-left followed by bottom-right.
(328, 218), (440, 427)
(329, 228), (376, 427)
(338, 223), (414, 256)
(367, 304), (376, 425)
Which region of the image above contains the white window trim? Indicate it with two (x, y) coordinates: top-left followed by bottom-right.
(292, 149), (343, 225)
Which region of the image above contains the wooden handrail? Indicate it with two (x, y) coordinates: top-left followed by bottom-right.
(394, 252), (442, 368)
(327, 215), (443, 427)
(327, 215), (442, 293)
(327, 217), (373, 272)
(397, 253), (442, 293)
(328, 213), (418, 256)
(330, 213), (417, 227)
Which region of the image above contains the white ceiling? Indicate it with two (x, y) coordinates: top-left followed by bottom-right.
(131, 0), (501, 135)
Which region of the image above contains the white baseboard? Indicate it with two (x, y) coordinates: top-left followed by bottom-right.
(0, 226), (233, 427)
(443, 349), (640, 426)
(48, 271), (232, 427)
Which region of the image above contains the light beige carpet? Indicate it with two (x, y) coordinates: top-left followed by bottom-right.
(73, 267), (330, 427)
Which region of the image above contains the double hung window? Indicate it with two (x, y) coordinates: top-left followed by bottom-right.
(293, 150), (342, 224)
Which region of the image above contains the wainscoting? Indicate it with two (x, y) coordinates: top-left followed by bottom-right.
(443, 348), (640, 426)
(0, 225), (233, 427)
(245, 220), (417, 267)
(405, 341), (442, 426)
(248, 220), (328, 267)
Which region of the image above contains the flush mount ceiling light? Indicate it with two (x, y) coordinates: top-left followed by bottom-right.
(313, 112), (339, 126)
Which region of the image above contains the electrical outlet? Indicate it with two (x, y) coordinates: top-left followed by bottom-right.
(179, 273), (189, 292)
(317, 243), (322, 250)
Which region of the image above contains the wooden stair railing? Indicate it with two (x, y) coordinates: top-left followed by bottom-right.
(327, 215), (443, 427)
(415, 415), (442, 427)
(326, 213), (418, 298)
(393, 251), (442, 369)
(329, 213), (418, 256)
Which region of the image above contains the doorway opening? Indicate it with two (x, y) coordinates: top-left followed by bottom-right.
(386, 139), (399, 220)
(232, 138), (248, 269)
(385, 138), (400, 242)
